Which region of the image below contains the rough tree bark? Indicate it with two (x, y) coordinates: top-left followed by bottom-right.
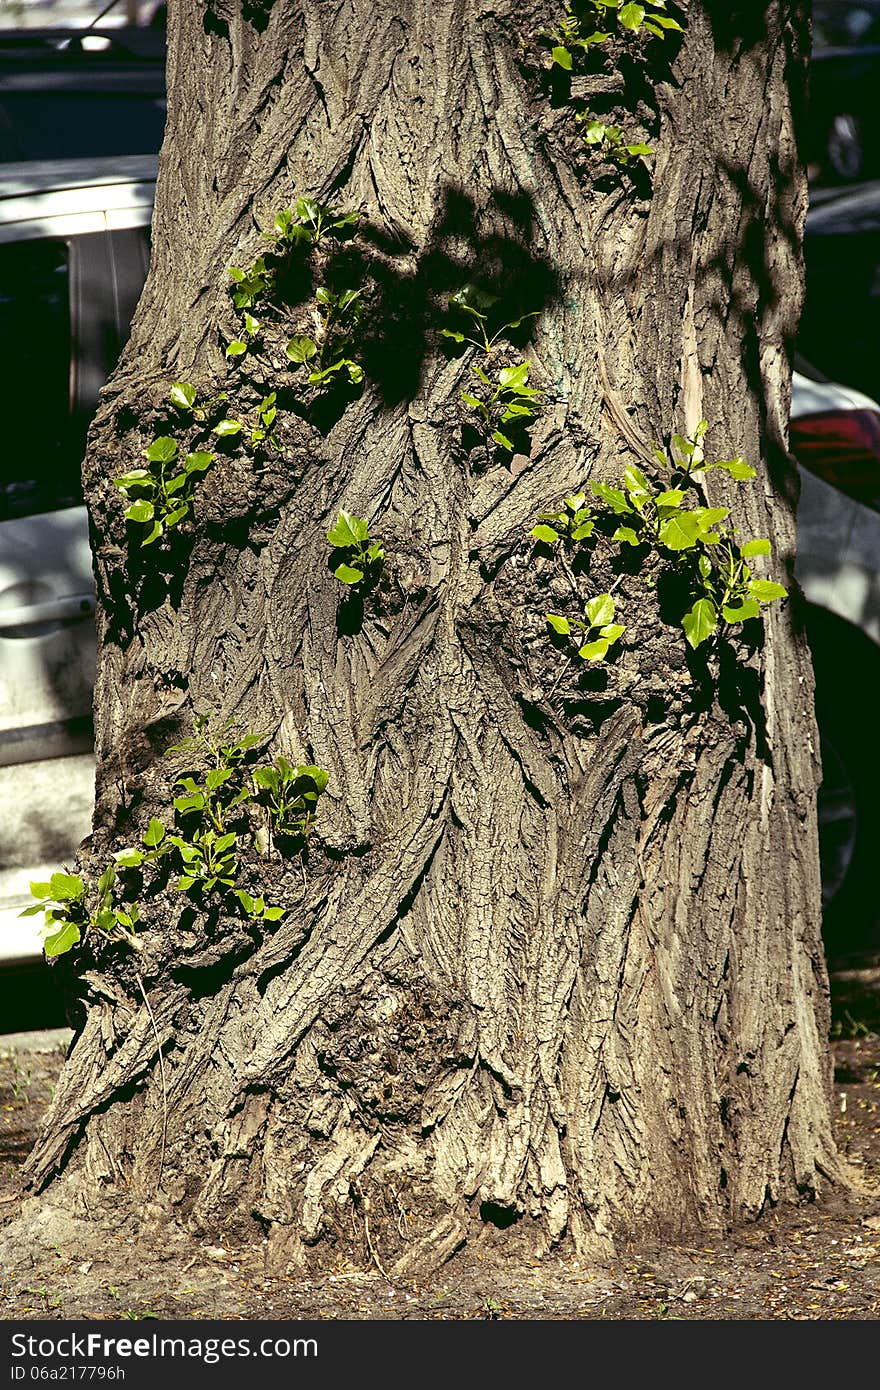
(22, 0), (843, 1273)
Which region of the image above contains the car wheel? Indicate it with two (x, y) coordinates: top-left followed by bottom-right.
(807, 608), (880, 954)
(826, 112), (866, 183)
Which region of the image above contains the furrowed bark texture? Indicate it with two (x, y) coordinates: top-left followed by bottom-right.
(24, 0), (841, 1270)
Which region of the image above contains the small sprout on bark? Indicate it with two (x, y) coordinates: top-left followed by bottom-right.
(327, 509), (385, 586)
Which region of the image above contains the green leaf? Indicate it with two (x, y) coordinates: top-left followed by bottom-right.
(164, 472), (188, 495)
(295, 196), (320, 225)
(205, 767), (234, 791)
(682, 598), (718, 649)
(619, 3), (646, 28)
(125, 499), (155, 523)
(440, 329), (466, 343)
(286, 335), (318, 364)
(739, 538), (771, 558)
(590, 482), (631, 514)
(114, 469), (151, 489)
(115, 848), (144, 868)
(623, 464), (651, 498)
(624, 144), (653, 158)
(498, 362), (530, 393)
(263, 906), (285, 921)
(492, 430), (515, 451)
(716, 458), (757, 481)
(581, 119), (607, 145)
(722, 599), (761, 623)
(551, 45), (573, 69)
(599, 623), (625, 643)
(141, 520), (164, 547)
(169, 382), (196, 410)
(578, 639), (610, 661)
(213, 419), (242, 436)
(586, 593), (615, 627)
(177, 877), (196, 892)
(144, 436), (178, 464)
(658, 512), (703, 550)
(44, 921), (81, 957)
(49, 872), (85, 902)
(334, 562), (365, 585)
(298, 765), (329, 793)
(328, 509), (369, 548)
(654, 489), (685, 508)
(613, 525), (641, 546)
(344, 361), (364, 385)
(29, 881), (52, 900)
(244, 313), (261, 336)
(185, 451), (213, 473)
(226, 340), (247, 357)
(748, 579), (788, 603)
(460, 393), (486, 411)
(647, 13), (683, 30)
(214, 832), (237, 853)
(235, 889), (255, 915)
(96, 864), (116, 896)
(165, 505), (189, 530)
(571, 522), (594, 540)
(546, 614), (571, 636)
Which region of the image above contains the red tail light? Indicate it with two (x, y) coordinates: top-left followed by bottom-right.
(790, 409), (880, 510)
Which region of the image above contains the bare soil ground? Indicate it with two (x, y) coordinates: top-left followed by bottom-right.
(2, 957), (880, 1322)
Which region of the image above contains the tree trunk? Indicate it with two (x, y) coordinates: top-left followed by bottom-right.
(23, 0), (843, 1273)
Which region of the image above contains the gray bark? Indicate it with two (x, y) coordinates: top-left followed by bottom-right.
(23, 0), (843, 1273)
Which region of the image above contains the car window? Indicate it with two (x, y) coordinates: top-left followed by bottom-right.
(0, 237), (82, 522)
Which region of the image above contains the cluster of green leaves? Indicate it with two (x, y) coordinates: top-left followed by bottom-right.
(531, 422), (788, 658)
(252, 758), (329, 839)
(225, 312), (262, 360)
(22, 861), (144, 958)
(683, 538), (787, 650)
(114, 436), (213, 546)
(286, 286), (365, 388)
(531, 492), (595, 544)
(547, 593), (625, 661)
(441, 285), (537, 355)
(265, 197), (359, 251)
(549, 0), (682, 67)
(578, 116), (652, 163)
(327, 509), (385, 586)
(462, 361), (543, 452)
(441, 286), (543, 451)
(228, 256), (273, 311)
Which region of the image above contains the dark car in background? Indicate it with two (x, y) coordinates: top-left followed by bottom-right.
(0, 24), (166, 165)
(809, 2), (880, 184)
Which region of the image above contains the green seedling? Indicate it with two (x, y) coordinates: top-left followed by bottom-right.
(326, 509), (384, 585)
(549, 1), (682, 69)
(168, 382), (230, 421)
(168, 828), (238, 895)
(531, 492), (595, 544)
(441, 284), (538, 355)
(266, 197), (359, 250)
(250, 392), (280, 450)
(591, 463), (729, 552)
(114, 436), (213, 546)
(286, 286), (364, 388)
(461, 360), (543, 451)
(227, 256), (273, 310)
(21, 865), (141, 957)
(252, 759), (329, 839)
(114, 818), (172, 870)
(578, 117), (652, 163)
(225, 312), (262, 360)
(234, 890), (286, 923)
(546, 593), (625, 661)
(682, 537), (787, 650)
